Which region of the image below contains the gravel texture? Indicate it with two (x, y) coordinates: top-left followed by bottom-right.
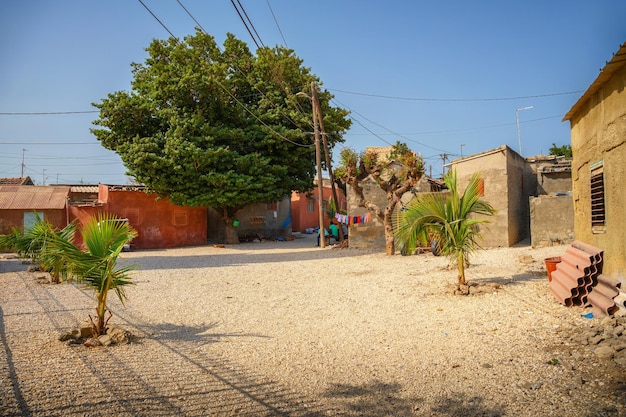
(1, 234), (625, 416)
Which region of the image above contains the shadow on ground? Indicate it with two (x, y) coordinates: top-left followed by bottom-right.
(323, 381), (504, 417)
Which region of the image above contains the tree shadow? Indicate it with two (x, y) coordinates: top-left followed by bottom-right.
(124, 245), (368, 271)
(1, 270), (331, 417)
(429, 393), (504, 417)
(324, 381), (506, 416)
(129, 320), (270, 345)
(324, 380), (420, 416)
(0, 257), (30, 273)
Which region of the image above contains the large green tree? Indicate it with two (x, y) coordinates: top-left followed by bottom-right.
(92, 30), (350, 243)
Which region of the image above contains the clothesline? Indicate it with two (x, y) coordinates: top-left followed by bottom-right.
(335, 212), (372, 226)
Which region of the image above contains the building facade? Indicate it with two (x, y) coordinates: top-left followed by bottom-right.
(563, 42), (626, 280)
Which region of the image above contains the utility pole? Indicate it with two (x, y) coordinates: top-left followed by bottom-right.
(311, 83), (345, 241)
(310, 82), (326, 248)
(21, 148), (26, 177)
(440, 153), (449, 178)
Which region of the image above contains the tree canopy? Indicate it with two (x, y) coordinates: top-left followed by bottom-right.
(92, 30), (350, 240)
(548, 143), (572, 157)
(336, 142), (424, 255)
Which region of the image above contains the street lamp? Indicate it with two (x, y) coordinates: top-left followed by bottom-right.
(460, 144), (465, 157)
(515, 106), (534, 156)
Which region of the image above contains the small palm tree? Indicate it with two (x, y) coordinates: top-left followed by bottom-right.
(1, 216), (77, 283)
(49, 213), (137, 335)
(395, 170), (495, 290)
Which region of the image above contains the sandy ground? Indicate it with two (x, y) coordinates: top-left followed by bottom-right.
(1, 234), (625, 416)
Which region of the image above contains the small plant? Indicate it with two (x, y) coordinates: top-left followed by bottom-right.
(394, 170), (495, 291)
(46, 213), (137, 336)
(549, 358), (560, 366)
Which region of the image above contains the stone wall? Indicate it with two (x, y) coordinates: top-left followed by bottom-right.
(530, 195), (575, 248)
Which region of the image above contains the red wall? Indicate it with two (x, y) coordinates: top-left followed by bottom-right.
(291, 186), (346, 233)
(70, 186), (207, 249)
(0, 209), (67, 234)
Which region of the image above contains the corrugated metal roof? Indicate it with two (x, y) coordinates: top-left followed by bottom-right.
(549, 241), (621, 317)
(563, 42), (626, 122)
(70, 185), (99, 193)
(0, 186), (70, 210)
(0, 177), (34, 185)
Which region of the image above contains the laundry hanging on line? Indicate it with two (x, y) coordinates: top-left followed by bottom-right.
(335, 212), (371, 225)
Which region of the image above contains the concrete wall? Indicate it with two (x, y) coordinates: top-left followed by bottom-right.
(530, 195), (575, 248)
(507, 150), (536, 245)
(291, 184), (346, 233)
(452, 147), (509, 247)
(451, 146), (535, 247)
(567, 60), (626, 280)
(207, 197), (292, 242)
(0, 209), (67, 234)
(346, 179), (387, 250)
(71, 186), (207, 250)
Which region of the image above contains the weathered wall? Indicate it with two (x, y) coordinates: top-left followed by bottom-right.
(506, 150), (536, 246)
(207, 197), (292, 242)
(537, 171), (572, 195)
(291, 184), (346, 233)
(530, 195), (575, 248)
(0, 209), (66, 234)
(71, 186), (207, 249)
(346, 180), (386, 250)
(568, 61), (626, 280)
(452, 147), (510, 247)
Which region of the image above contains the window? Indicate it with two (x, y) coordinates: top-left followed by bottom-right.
(23, 211), (43, 231)
(173, 211), (188, 226)
(125, 209), (141, 225)
(590, 161), (606, 233)
(308, 199), (315, 212)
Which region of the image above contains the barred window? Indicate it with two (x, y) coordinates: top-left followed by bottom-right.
(590, 161), (606, 233)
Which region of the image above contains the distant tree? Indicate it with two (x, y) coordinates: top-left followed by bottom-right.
(394, 170), (495, 293)
(549, 143), (572, 157)
(92, 30), (350, 243)
(335, 141), (424, 255)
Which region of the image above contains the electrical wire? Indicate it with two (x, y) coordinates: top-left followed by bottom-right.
(132, 0), (315, 148)
(173, 0), (314, 139)
(0, 111), (98, 115)
(266, 0), (287, 48)
(329, 88), (584, 102)
(331, 98), (453, 154)
(175, 0), (207, 33)
(136, 0), (177, 38)
(229, 0), (262, 49)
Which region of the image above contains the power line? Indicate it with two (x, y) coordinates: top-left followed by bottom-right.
(229, 0), (263, 49)
(0, 141), (101, 144)
(175, 0), (207, 33)
(136, 0), (177, 39)
(331, 98), (453, 154)
(266, 0), (287, 47)
(0, 111), (98, 115)
(138, 0), (313, 143)
(343, 114), (563, 137)
(329, 88), (584, 102)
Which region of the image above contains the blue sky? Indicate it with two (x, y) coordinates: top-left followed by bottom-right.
(1, 1), (624, 184)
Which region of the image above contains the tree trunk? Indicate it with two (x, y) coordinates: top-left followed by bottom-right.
(457, 251), (466, 286)
(383, 210), (395, 256)
(224, 222), (240, 244)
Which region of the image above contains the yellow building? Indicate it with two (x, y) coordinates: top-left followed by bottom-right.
(563, 42), (626, 280)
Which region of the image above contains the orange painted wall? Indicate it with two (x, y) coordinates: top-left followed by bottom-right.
(291, 186), (346, 233)
(69, 186), (207, 249)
